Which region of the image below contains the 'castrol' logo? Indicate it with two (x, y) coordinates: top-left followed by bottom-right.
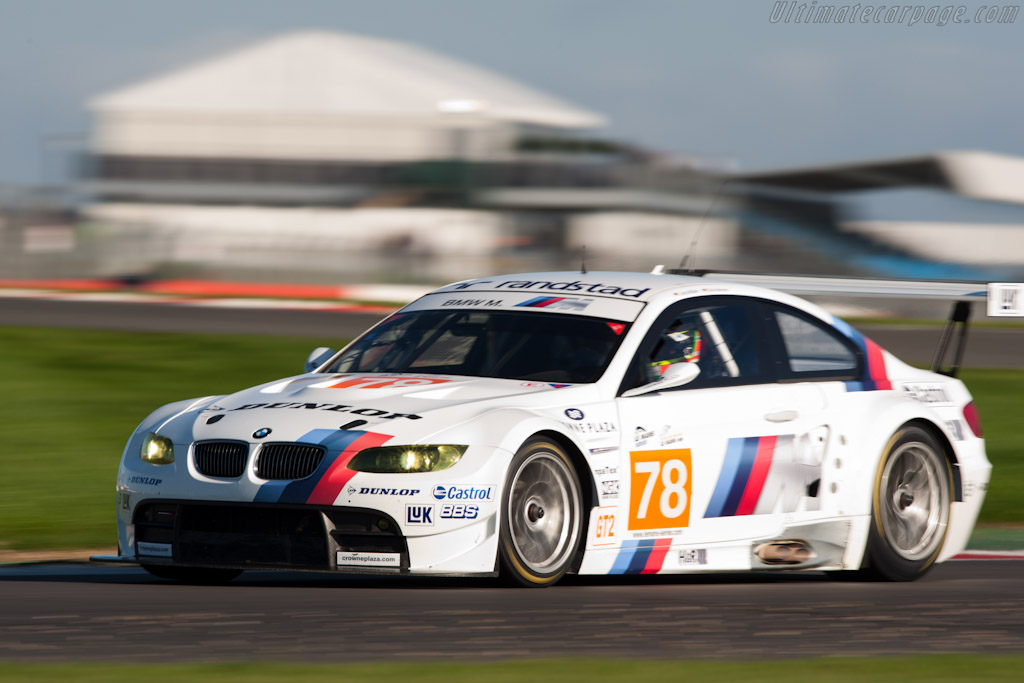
(432, 485), (494, 501)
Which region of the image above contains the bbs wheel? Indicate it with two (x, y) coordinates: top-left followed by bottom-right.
(499, 439), (583, 587)
(864, 426), (952, 581)
(142, 565), (242, 584)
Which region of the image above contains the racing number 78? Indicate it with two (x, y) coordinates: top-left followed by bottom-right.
(629, 449), (692, 530)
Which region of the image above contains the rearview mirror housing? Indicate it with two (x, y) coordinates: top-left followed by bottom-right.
(621, 362), (700, 398)
(305, 347), (335, 373)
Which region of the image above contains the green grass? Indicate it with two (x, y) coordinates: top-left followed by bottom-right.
(1, 657), (1023, 682)
(0, 326), (1021, 551)
(958, 368), (1024, 524)
(0, 326), (338, 551)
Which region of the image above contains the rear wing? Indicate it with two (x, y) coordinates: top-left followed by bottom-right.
(692, 272), (1024, 378)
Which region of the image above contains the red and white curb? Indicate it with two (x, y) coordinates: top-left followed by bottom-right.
(953, 549), (1024, 560)
(0, 279), (432, 314)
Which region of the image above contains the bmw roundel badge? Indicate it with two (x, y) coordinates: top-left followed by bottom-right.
(252, 427), (272, 439)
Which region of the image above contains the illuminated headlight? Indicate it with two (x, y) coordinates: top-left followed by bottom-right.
(140, 433), (174, 465)
(347, 445), (466, 473)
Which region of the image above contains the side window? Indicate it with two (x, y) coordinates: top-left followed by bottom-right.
(773, 309), (858, 377)
(634, 301), (764, 390)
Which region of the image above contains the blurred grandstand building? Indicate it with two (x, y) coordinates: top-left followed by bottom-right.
(5, 30), (1024, 286)
(76, 30), (743, 283)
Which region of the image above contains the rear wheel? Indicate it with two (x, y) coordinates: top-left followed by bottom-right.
(142, 565), (242, 584)
(499, 439), (583, 587)
(862, 426), (952, 581)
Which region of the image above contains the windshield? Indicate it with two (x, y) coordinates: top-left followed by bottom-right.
(326, 310), (630, 383)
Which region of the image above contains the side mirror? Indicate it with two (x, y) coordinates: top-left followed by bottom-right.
(305, 347), (336, 373)
(621, 362), (700, 398)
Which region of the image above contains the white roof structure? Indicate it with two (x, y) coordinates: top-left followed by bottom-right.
(89, 31), (606, 161)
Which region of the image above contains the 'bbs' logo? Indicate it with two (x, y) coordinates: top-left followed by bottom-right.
(405, 504), (434, 526)
(441, 503), (479, 520)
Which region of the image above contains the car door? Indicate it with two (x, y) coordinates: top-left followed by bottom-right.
(613, 296), (837, 560)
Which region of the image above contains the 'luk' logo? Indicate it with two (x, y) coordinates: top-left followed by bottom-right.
(405, 504), (434, 526)
(432, 485), (494, 501)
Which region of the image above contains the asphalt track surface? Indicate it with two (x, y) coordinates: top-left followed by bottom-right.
(1, 560), (1023, 662)
(0, 297), (383, 341)
(1, 297), (1022, 368)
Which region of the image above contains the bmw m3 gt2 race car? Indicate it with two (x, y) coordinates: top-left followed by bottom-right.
(97, 270), (996, 586)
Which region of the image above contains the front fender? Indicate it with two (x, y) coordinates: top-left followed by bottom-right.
(427, 407), (592, 464)
(121, 395), (223, 467)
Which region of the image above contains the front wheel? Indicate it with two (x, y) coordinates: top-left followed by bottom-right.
(863, 426), (952, 581)
(498, 439), (583, 587)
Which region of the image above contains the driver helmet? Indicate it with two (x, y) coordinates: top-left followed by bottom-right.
(647, 329), (701, 379)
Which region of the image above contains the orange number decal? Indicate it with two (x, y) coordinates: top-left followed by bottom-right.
(629, 449), (692, 530)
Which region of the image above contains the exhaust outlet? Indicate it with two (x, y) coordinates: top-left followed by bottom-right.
(754, 540), (816, 565)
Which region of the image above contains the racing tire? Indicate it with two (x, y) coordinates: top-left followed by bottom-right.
(862, 426), (952, 582)
(498, 439), (584, 587)
(141, 564), (243, 584)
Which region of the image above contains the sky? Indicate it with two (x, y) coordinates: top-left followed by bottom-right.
(2, 0), (1024, 216)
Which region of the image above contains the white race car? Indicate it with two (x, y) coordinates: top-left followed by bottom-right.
(97, 270), (995, 586)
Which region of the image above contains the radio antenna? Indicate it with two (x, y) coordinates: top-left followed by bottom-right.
(679, 179), (728, 274)
(580, 245), (587, 274)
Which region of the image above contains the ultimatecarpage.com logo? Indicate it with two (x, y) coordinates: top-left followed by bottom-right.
(769, 2), (1018, 26)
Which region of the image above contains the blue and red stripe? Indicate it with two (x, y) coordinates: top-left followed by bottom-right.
(608, 538), (673, 575)
(736, 435), (776, 515)
(705, 436), (784, 518)
(831, 316), (892, 392)
(705, 437), (752, 518)
(515, 296), (566, 308)
(254, 429), (390, 504)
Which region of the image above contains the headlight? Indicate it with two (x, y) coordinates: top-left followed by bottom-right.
(347, 445), (466, 473)
(140, 433), (175, 465)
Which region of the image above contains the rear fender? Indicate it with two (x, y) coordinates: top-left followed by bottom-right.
(832, 392), (955, 518)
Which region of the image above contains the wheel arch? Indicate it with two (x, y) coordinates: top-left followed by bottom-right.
(837, 392), (960, 515)
(859, 418), (956, 580)
(531, 430), (597, 519)
(902, 418), (962, 503)
(524, 429), (596, 572)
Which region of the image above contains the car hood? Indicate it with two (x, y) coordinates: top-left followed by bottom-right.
(170, 373), (589, 445)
